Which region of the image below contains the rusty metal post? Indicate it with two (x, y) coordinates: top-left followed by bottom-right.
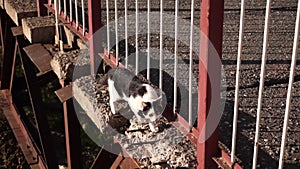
(63, 94), (83, 169)
(0, 10), (4, 77)
(56, 84), (83, 169)
(0, 13), (15, 90)
(17, 36), (58, 169)
(0, 90), (48, 169)
(90, 144), (121, 169)
(197, 0), (224, 168)
(88, 0), (102, 75)
(10, 26), (43, 153)
(9, 39), (17, 93)
(0, 9), (6, 53)
(37, 0), (48, 16)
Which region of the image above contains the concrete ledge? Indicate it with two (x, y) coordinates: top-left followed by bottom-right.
(50, 49), (90, 80)
(22, 16), (55, 43)
(5, 0), (37, 26)
(63, 25), (87, 49)
(73, 75), (130, 133)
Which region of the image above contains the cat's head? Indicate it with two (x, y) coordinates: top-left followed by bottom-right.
(137, 85), (167, 122)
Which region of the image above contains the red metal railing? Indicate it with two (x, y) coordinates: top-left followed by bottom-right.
(32, 0), (224, 169)
(42, 0), (226, 168)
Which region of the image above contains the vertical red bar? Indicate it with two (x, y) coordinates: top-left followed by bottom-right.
(63, 98), (83, 169)
(0, 10), (5, 52)
(37, 0), (48, 16)
(0, 11), (6, 77)
(197, 0), (224, 168)
(88, 0), (102, 75)
(0, 14), (15, 90)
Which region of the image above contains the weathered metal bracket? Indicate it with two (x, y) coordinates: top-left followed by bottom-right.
(17, 34), (58, 169)
(55, 84), (83, 169)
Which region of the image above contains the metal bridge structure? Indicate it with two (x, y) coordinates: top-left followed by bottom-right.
(0, 0), (299, 169)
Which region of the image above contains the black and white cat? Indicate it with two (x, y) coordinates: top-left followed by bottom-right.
(102, 67), (166, 132)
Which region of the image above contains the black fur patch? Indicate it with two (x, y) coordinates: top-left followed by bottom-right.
(108, 67), (149, 98)
(143, 102), (151, 112)
(136, 86), (147, 97)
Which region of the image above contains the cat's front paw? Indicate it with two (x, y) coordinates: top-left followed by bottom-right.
(149, 122), (159, 132)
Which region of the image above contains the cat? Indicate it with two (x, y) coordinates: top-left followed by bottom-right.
(100, 67), (166, 132)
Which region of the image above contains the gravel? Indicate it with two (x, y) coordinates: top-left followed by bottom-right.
(221, 0), (300, 168)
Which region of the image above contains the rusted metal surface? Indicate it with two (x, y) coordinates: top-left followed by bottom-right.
(118, 157), (141, 169)
(1, 16), (16, 89)
(56, 79), (83, 169)
(99, 53), (120, 69)
(197, 0), (224, 168)
(0, 90), (47, 169)
(219, 150), (243, 169)
(11, 26), (23, 36)
(87, 0), (101, 37)
(9, 40), (17, 93)
(55, 84), (73, 103)
(63, 98), (83, 169)
(23, 43), (52, 76)
(110, 154), (124, 169)
(45, 44), (84, 169)
(36, 0), (48, 16)
(0, 9), (6, 49)
(213, 157), (232, 169)
(44, 4), (88, 42)
(10, 26), (23, 93)
(0, 13), (15, 90)
(90, 144), (123, 169)
(174, 114), (199, 145)
(88, 0), (102, 75)
(17, 35), (58, 169)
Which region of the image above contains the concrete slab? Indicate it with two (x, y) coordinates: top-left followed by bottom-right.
(63, 25), (88, 49)
(22, 16), (55, 43)
(5, 0), (37, 26)
(50, 49), (90, 80)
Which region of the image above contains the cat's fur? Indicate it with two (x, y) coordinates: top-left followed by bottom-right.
(101, 67), (166, 132)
